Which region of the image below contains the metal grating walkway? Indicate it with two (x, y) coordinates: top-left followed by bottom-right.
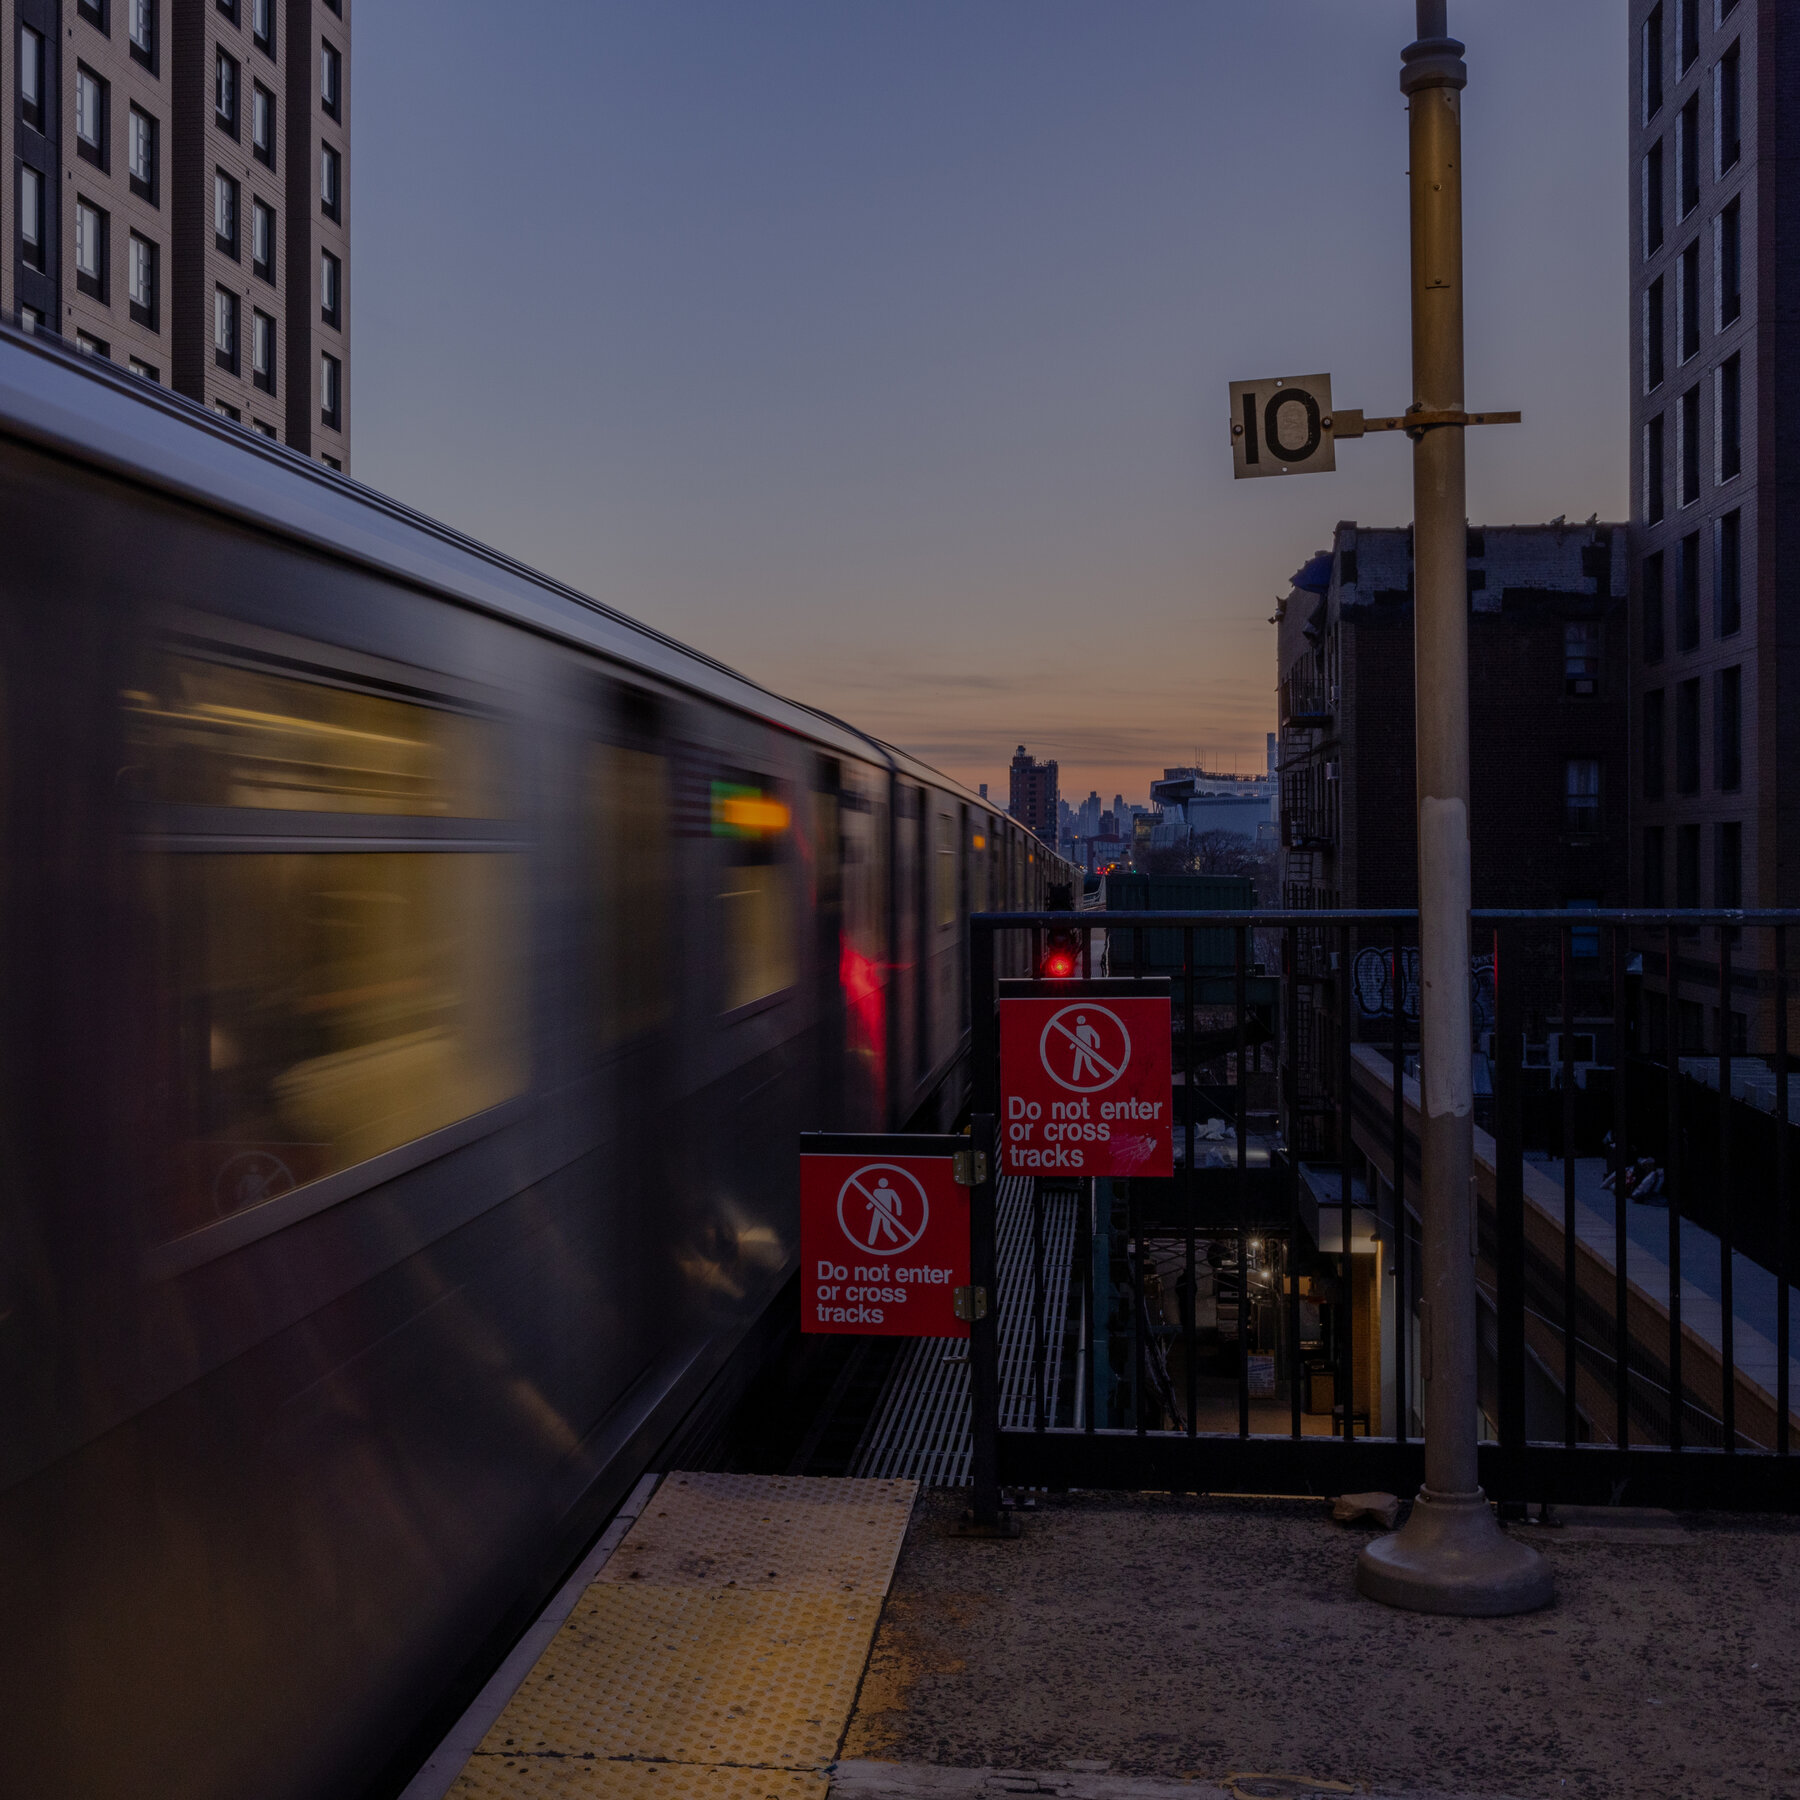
(850, 1179), (1076, 1485)
(446, 1473), (916, 1797)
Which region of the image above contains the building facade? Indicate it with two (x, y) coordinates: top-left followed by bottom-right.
(1628, 0), (1787, 1054)
(1008, 744), (1059, 847)
(1275, 521), (1630, 1152)
(4, 0), (349, 465)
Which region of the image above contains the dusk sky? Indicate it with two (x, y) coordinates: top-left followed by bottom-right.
(352, 2), (1628, 807)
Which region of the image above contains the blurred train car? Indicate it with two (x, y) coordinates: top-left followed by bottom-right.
(0, 330), (1075, 1800)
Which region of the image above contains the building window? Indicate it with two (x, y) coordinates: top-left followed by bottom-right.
(1716, 820), (1742, 910)
(129, 356), (159, 382)
(1644, 825), (1666, 907)
(75, 198), (108, 300)
(129, 0), (154, 68)
(1643, 688), (1666, 799)
(1675, 677), (1701, 793)
(19, 166), (46, 270)
(1676, 822), (1701, 909)
(323, 0), (340, 14)
(128, 231), (158, 329)
(1644, 140), (1665, 256)
(321, 452), (341, 469)
(77, 0), (108, 30)
(1678, 96), (1699, 218)
(76, 329), (110, 359)
(19, 306), (45, 334)
(1717, 352), (1741, 482)
(321, 248), (341, 327)
(252, 82), (275, 165)
(1565, 759), (1602, 837)
(215, 170), (239, 257)
(1716, 665), (1741, 791)
(321, 351), (341, 428)
(1717, 197), (1741, 327)
(1643, 4), (1663, 122)
(252, 308), (275, 393)
(251, 198), (275, 281)
(254, 419), (278, 439)
(216, 0), (238, 23)
(320, 39), (340, 120)
(1716, 508), (1741, 636)
(213, 399), (241, 422)
(19, 24), (45, 132)
(1564, 621), (1601, 696)
(1645, 276), (1665, 391)
(253, 0), (274, 57)
(1716, 41), (1740, 174)
(216, 49), (239, 134)
(1678, 240), (1699, 361)
(129, 105), (158, 203)
(1645, 413), (1665, 523)
(1677, 530), (1701, 650)
(1679, 385), (1700, 506)
(215, 286), (239, 373)
(1678, 0), (1698, 73)
(1642, 549), (1665, 662)
(76, 65), (108, 169)
(321, 142), (340, 220)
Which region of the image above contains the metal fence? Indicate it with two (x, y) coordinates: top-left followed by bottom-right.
(963, 908), (1800, 1521)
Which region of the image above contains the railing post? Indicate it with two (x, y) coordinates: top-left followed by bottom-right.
(1237, 923), (1252, 1438)
(1719, 928), (1735, 1450)
(1495, 923), (1526, 1455)
(1562, 922), (1578, 1450)
(1612, 922), (1631, 1449)
(965, 918), (1007, 1533)
(1392, 934), (1409, 1442)
(1776, 925), (1791, 1457)
(1666, 924), (1685, 1452)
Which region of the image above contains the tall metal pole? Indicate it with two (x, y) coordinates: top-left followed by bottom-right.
(1356, 0), (1550, 1615)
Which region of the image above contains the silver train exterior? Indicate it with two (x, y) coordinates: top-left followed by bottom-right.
(0, 331), (1075, 1800)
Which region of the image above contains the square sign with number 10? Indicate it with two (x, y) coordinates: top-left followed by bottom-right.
(998, 979), (1173, 1178)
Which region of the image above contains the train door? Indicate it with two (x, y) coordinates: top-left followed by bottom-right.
(810, 756), (844, 1129)
(589, 682), (674, 1361)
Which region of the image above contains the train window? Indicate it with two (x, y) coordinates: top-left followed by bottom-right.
(152, 851), (526, 1235)
(125, 655), (504, 816)
(590, 740), (670, 1044)
(935, 812), (956, 927)
(130, 650), (526, 1246)
(714, 775), (795, 1012)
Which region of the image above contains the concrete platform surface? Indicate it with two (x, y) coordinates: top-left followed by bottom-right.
(838, 1490), (1800, 1800)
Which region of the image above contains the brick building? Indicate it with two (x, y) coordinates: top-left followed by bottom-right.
(1008, 744), (1059, 849)
(1628, 0), (1790, 1055)
(4, 0), (350, 466)
(1275, 520), (1630, 1149)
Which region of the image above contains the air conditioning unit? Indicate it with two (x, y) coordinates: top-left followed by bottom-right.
(1324, 760), (1340, 782)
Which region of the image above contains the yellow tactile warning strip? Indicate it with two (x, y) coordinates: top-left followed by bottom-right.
(448, 1473), (916, 1799)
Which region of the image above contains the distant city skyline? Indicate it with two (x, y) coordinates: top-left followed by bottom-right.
(351, 1), (1628, 800)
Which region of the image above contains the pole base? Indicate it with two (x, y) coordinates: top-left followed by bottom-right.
(1355, 1485), (1553, 1616)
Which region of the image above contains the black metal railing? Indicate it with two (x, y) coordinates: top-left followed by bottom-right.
(964, 908), (1800, 1516)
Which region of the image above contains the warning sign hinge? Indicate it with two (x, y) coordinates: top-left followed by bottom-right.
(952, 1148), (989, 1187)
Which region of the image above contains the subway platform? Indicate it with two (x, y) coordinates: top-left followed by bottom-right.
(402, 1472), (1800, 1800)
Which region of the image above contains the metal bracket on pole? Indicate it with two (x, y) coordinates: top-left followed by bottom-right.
(1332, 407), (1521, 440)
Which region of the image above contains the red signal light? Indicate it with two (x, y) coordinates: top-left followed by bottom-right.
(1041, 949), (1076, 979)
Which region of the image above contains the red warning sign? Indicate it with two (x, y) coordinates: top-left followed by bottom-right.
(999, 979), (1173, 1178)
(799, 1135), (969, 1337)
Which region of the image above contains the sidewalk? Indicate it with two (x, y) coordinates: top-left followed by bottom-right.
(838, 1489), (1800, 1800)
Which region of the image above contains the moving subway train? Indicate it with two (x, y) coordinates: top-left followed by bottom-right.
(0, 329), (1074, 1800)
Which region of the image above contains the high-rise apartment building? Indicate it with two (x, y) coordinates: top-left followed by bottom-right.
(3, 0), (349, 467)
(1629, 0), (1781, 1053)
(1008, 744), (1059, 848)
